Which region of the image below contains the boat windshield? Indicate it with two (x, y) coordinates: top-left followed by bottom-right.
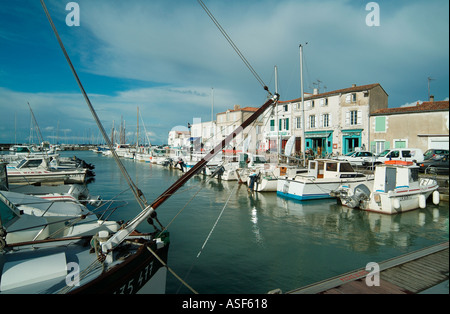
(0, 192), (20, 228)
(339, 162), (355, 172)
(17, 159), (43, 168)
(0, 164), (7, 191)
(253, 156), (267, 164)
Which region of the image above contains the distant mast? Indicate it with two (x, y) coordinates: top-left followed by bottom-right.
(299, 43), (306, 167)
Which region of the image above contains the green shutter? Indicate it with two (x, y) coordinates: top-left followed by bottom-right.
(375, 116), (386, 132)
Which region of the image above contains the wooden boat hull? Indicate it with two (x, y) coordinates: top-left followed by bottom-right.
(70, 238), (170, 294)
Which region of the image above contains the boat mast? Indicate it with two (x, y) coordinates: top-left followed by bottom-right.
(275, 65), (280, 164)
(299, 43), (306, 167)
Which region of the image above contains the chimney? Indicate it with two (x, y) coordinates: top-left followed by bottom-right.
(352, 84), (357, 88)
(429, 95), (434, 102)
(313, 88), (319, 95)
(233, 104), (240, 110)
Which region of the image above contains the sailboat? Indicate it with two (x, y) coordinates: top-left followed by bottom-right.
(1, 0), (279, 294)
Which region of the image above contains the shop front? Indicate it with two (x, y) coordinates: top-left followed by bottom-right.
(342, 129), (363, 155)
(305, 131), (333, 157)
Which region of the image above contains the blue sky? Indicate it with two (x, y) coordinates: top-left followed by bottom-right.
(0, 0), (448, 145)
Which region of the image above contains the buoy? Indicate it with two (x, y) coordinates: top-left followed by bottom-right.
(393, 198), (401, 210)
(432, 190), (440, 205)
(418, 194), (426, 209)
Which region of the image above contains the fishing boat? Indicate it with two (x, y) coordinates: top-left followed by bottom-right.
(277, 159), (371, 201)
(6, 156), (88, 185)
(332, 160), (440, 214)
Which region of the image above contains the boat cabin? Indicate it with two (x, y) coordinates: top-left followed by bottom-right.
(14, 157), (49, 169)
(238, 153), (268, 168)
(373, 161), (420, 193)
(307, 159), (362, 179)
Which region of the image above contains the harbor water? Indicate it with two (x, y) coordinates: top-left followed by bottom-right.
(67, 151), (448, 294)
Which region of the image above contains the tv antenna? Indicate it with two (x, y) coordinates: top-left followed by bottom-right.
(427, 76), (436, 100)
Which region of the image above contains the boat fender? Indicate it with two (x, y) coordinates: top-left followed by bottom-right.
(432, 190), (440, 205)
(393, 198), (401, 210)
(418, 194), (426, 209)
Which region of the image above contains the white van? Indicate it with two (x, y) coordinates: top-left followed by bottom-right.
(363, 148), (424, 167)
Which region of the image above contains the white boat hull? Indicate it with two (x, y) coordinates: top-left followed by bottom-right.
(337, 177), (440, 214)
(6, 169), (87, 185)
(277, 177), (370, 201)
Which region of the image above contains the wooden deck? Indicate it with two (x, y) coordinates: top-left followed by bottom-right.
(286, 242), (449, 294)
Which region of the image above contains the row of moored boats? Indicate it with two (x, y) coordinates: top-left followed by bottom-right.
(107, 145), (442, 216)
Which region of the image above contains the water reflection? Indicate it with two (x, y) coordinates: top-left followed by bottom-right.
(210, 181), (449, 253)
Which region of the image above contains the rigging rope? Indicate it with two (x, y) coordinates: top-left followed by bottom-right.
(196, 183), (237, 258)
(197, 0), (270, 94)
(40, 0), (147, 211)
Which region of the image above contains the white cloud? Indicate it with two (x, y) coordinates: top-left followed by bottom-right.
(1, 0), (448, 144)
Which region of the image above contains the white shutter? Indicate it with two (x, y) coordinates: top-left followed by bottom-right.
(346, 94), (351, 103)
(329, 114), (332, 127)
(315, 115), (318, 129)
(357, 110), (362, 125)
(319, 114), (323, 128)
(345, 111), (350, 125)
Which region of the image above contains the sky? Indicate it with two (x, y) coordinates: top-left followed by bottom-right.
(0, 0), (448, 145)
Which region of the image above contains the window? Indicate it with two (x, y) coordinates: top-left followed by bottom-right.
(345, 93), (357, 103)
(350, 110), (358, 125)
(270, 119), (275, 132)
(326, 162), (338, 172)
(323, 114), (329, 127)
(283, 118), (289, 131)
(284, 104), (288, 111)
(375, 116), (386, 132)
(311, 100), (315, 108)
(309, 115), (316, 128)
(296, 117), (302, 129)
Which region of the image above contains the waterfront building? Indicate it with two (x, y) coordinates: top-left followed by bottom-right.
(168, 130), (190, 149)
(215, 105), (263, 153)
(276, 83), (389, 157)
(369, 97), (449, 153)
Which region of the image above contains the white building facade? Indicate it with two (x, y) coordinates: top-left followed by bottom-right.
(276, 83), (388, 157)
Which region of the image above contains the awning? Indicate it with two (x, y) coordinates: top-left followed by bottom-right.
(305, 131), (333, 138)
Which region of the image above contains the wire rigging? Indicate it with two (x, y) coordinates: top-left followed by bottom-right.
(197, 0), (271, 94)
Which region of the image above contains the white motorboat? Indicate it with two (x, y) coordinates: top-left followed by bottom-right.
(6, 156), (88, 185)
(247, 165), (306, 192)
(333, 160), (440, 214)
(220, 153), (269, 181)
(277, 159), (371, 201)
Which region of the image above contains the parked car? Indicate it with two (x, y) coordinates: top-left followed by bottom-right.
(337, 151), (375, 166)
(419, 154), (449, 174)
(423, 149), (449, 160)
(362, 148), (424, 167)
